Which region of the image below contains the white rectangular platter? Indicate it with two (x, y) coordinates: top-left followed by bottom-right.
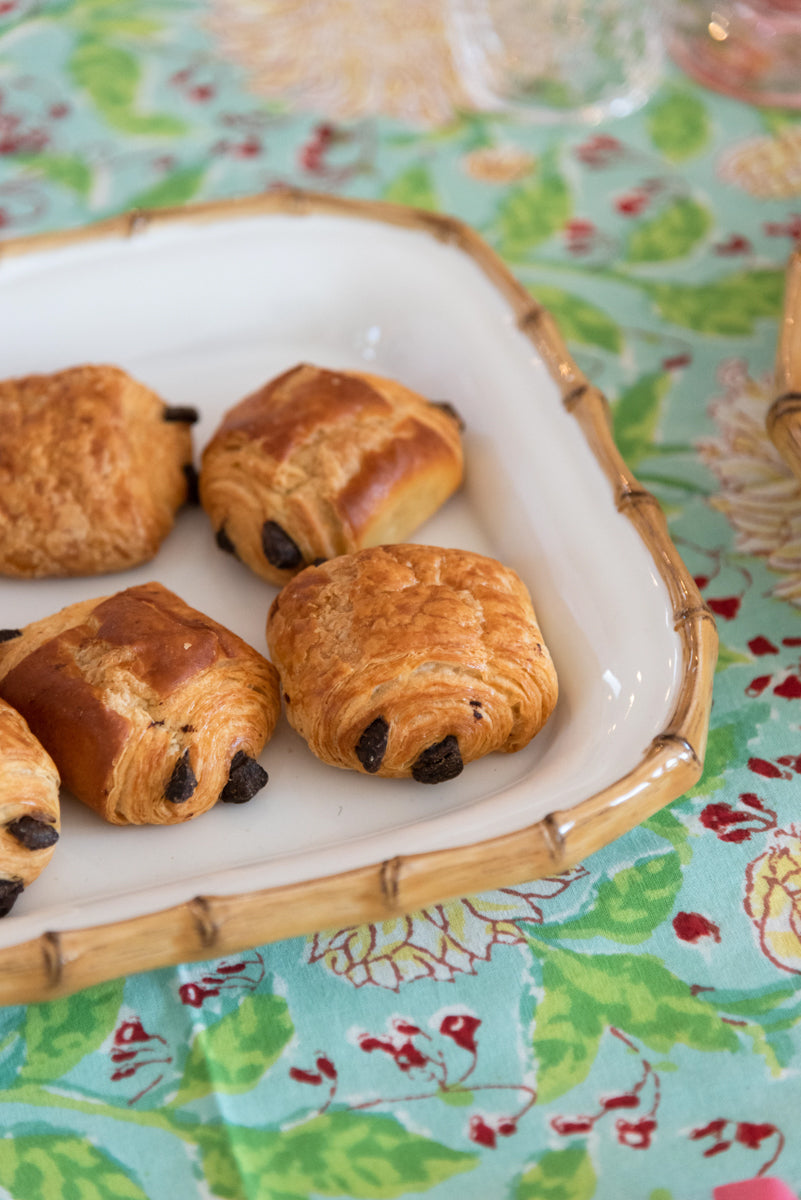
(0, 193), (717, 1002)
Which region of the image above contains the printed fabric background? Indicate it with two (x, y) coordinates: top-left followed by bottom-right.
(1, 1), (801, 1197)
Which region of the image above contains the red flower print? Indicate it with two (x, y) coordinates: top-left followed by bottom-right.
(289, 1053), (339, 1114)
(289, 1067), (324, 1086)
(466, 1112), (520, 1147)
(691, 1116), (785, 1174)
(736, 1121), (778, 1148)
(616, 190), (649, 216)
(699, 798), (777, 842)
(392, 1019), (422, 1037)
(564, 217), (598, 255)
(714, 234), (752, 256)
(114, 1019), (155, 1045)
(749, 758), (793, 780)
(663, 353), (692, 370)
(747, 674), (772, 697)
(299, 122), (336, 172)
(357, 1021), (430, 1074)
(394, 1041), (429, 1071)
(673, 911), (721, 943)
(574, 133), (627, 167)
(616, 1117), (656, 1148)
(109, 1016), (171, 1103)
(550, 1028), (659, 1146)
(764, 215), (801, 241)
(358, 1034), (399, 1057)
(316, 1055), (337, 1080)
(179, 982), (219, 1007)
(774, 675), (801, 699)
(551, 1114), (595, 1135)
(601, 1092), (640, 1110)
(749, 636), (779, 655)
(178, 953), (266, 1005)
(439, 1013), (481, 1053)
(468, 1115), (497, 1148)
(691, 1118), (727, 1139)
(706, 596), (741, 620)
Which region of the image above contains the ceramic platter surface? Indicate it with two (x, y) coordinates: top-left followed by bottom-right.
(0, 193), (717, 1002)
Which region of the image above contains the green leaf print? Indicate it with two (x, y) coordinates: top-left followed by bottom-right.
(0, 1013), (27, 1093)
(646, 87), (711, 162)
(716, 641), (752, 672)
(611, 371), (671, 469)
(683, 702), (769, 801)
(64, 0), (166, 39)
(640, 268), (784, 335)
(703, 981), (801, 1071)
(641, 808), (692, 865)
(175, 992), (293, 1103)
(19, 978), (124, 1083)
(69, 37), (186, 136)
(0, 1135), (148, 1200)
(529, 942), (739, 1103)
(516, 1145), (596, 1200)
(18, 154), (93, 198)
(383, 164), (439, 210)
(128, 166), (207, 211)
(437, 1086), (474, 1106)
(197, 1111), (477, 1199)
(625, 198), (712, 263)
(493, 150), (571, 260)
(538, 852), (682, 945)
(528, 285), (622, 354)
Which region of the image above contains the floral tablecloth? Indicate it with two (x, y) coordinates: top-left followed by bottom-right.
(2, 3), (801, 1198)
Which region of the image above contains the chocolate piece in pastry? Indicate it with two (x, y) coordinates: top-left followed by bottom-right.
(0, 583), (280, 825)
(266, 544), (558, 783)
(199, 364), (464, 585)
(0, 364), (197, 578)
(0, 697), (60, 916)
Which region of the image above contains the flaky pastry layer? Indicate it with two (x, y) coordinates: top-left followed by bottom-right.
(0, 583), (280, 825)
(0, 697), (60, 915)
(0, 364), (195, 577)
(266, 544), (558, 783)
(200, 363), (464, 585)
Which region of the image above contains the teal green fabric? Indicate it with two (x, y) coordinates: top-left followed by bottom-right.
(2, 3), (801, 1196)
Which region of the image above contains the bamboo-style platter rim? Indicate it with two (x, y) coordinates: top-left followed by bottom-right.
(767, 248), (801, 480)
(0, 190), (718, 1005)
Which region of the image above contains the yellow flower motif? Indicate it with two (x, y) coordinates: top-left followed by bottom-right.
(718, 127), (801, 199)
(461, 145), (537, 184)
(306, 869), (588, 989)
(205, 0), (474, 125)
(745, 833), (801, 974)
(696, 359), (801, 606)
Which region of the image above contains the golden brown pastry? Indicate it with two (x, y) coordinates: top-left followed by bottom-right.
(0, 696), (60, 916)
(0, 583), (280, 825)
(0, 364), (197, 578)
(266, 544), (558, 783)
(200, 363), (464, 585)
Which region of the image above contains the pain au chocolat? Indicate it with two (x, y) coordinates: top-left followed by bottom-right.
(199, 363), (464, 585)
(266, 544), (558, 784)
(0, 697), (61, 916)
(0, 364), (197, 578)
(0, 583), (280, 825)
